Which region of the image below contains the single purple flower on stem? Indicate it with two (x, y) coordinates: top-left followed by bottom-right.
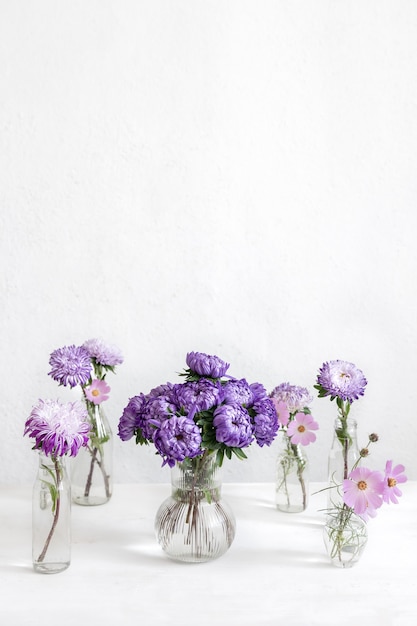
(84, 379), (111, 405)
(286, 412), (319, 446)
(82, 338), (124, 367)
(343, 466), (384, 516)
(316, 360), (367, 403)
(186, 351), (230, 378)
(383, 460), (407, 504)
(213, 403), (253, 448)
(153, 416), (202, 467)
(24, 399), (90, 457)
(48, 345), (92, 388)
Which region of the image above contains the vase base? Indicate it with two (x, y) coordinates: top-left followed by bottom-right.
(72, 495), (111, 506)
(33, 561), (70, 574)
(276, 503), (306, 513)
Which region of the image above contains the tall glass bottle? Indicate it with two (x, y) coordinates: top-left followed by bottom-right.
(275, 430), (309, 513)
(71, 402), (113, 506)
(327, 417), (359, 509)
(32, 453), (71, 574)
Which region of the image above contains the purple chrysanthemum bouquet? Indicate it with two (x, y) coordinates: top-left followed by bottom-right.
(269, 383), (318, 511)
(48, 339), (123, 502)
(118, 351), (279, 469)
(24, 399), (90, 566)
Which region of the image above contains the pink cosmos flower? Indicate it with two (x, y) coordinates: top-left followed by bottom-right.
(286, 412), (318, 445)
(272, 399), (290, 427)
(343, 466), (385, 516)
(84, 379), (111, 404)
(383, 460), (407, 504)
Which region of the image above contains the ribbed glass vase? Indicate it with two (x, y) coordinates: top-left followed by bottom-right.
(154, 452), (236, 563)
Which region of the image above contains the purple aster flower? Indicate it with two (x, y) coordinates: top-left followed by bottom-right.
(213, 403), (253, 448)
(186, 351), (230, 378)
(223, 378), (253, 405)
(269, 382), (313, 413)
(383, 460), (407, 504)
(248, 382), (268, 405)
(48, 344), (92, 388)
(118, 395), (148, 441)
(82, 338), (123, 367)
(251, 398), (279, 447)
(286, 412), (319, 446)
(316, 360), (367, 403)
(24, 399), (90, 457)
(343, 466), (384, 516)
(153, 415), (203, 467)
(174, 379), (223, 418)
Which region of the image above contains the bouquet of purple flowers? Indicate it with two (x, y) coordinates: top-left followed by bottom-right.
(118, 351), (279, 467)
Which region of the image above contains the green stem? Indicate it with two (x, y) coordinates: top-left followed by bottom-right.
(37, 457), (61, 563)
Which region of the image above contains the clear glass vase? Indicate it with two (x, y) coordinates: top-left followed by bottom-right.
(323, 507), (368, 568)
(154, 453), (236, 563)
(71, 401), (113, 506)
(275, 430), (309, 513)
(327, 417), (359, 509)
(32, 453), (71, 574)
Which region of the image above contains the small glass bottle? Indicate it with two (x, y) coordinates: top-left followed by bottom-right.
(71, 402), (113, 506)
(275, 430), (309, 513)
(32, 453), (71, 574)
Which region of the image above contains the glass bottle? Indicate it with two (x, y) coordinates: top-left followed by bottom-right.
(275, 430), (309, 513)
(71, 402), (113, 506)
(154, 453), (236, 563)
(323, 508), (368, 568)
(327, 417), (359, 509)
(32, 453), (71, 574)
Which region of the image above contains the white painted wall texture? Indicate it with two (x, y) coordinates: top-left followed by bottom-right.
(1, 1), (417, 484)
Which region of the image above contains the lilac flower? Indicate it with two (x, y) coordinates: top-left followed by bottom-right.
(84, 379), (111, 405)
(269, 382), (312, 413)
(251, 398), (279, 447)
(213, 404), (253, 448)
(48, 345), (92, 388)
(82, 338), (123, 367)
(286, 412), (318, 446)
(24, 399), (90, 457)
(343, 466), (384, 516)
(383, 460), (407, 504)
(186, 351), (230, 378)
(223, 379), (253, 405)
(118, 393), (168, 442)
(316, 360), (367, 403)
(153, 416), (203, 467)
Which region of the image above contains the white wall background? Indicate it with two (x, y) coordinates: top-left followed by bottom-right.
(1, 0), (416, 485)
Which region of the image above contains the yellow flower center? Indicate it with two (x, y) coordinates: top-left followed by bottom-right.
(357, 480), (367, 491)
(297, 425), (306, 433)
(92, 389), (100, 397)
(388, 477), (397, 488)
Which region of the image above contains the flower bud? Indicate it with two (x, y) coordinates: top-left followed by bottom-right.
(369, 433), (379, 442)
(360, 448), (369, 457)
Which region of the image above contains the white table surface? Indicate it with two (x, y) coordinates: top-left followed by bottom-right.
(1, 481), (416, 626)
